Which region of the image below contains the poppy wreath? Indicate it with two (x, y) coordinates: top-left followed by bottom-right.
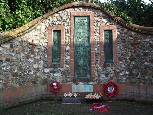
(104, 81), (119, 97)
(90, 103), (110, 112)
(49, 81), (61, 93)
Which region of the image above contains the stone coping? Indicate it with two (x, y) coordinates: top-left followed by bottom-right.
(0, 1), (153, 44)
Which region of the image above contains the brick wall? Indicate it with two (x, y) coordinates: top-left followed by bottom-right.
(0, 84), (47, 109)
(1, 83), (153, 110)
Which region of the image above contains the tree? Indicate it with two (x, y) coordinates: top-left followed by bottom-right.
(108, 0), (153, 26)
(0, 0), (13, 31)
(0, 0), (153, 32)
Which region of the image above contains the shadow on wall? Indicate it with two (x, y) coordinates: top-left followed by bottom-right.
(0, 84), (48, 110)
(0, 38), (70, 89)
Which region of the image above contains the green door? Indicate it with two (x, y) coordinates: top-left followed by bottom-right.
(74, 16), (91, 79)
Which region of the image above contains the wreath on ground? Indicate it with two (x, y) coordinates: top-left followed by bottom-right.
(90, 103), (110, 112)
(49, 81), (61, 93)
(104, 81), (119, 97)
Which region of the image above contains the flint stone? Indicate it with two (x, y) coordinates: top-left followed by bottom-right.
(44, 68), (49, 73)
(0, 47), (3, 51)
(33, 64), (39, 68)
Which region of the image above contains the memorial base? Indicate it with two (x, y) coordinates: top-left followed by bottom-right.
(62, 97), (81, 104)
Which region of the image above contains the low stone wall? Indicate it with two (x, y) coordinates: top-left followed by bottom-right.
(115, 83), (153, 102)
(58, 83), (153, 102)
(0, 83), (153, 110)
(0, 84), (48, 110)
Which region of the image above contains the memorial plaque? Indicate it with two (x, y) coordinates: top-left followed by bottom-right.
(74, 16), (91, 78)
(72, 84), (93, 92)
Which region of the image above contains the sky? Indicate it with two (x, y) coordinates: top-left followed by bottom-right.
(99, 0), (151, 4)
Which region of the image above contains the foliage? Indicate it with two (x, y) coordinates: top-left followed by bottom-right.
(0, 0), (13, 31)
(0, 0), (153, 32)
(109, 0), (153, 26)
(100, 1), (133, 23)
